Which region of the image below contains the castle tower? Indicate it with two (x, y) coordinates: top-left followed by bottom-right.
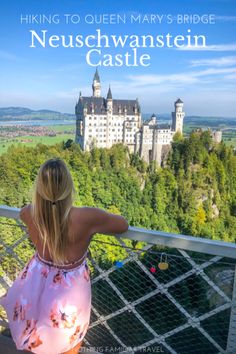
(172, 98), (185, 134)
(92, 68), (101, 97)
(106, 85), (113, 112)
(75, 71), (142, 153)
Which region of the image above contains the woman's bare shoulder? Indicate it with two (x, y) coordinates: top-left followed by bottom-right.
(71, 206), (100, 237)
(19, 204), (32, 224)
(71, 206), (107, 230)
(71, 206), (99, 221)
(72, 206), (129, 235)
(19, 204), (95, 224)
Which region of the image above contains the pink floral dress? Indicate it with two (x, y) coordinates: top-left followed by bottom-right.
(0, 250), (91, 354)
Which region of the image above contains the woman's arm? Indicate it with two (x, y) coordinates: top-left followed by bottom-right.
(82, 207), (129, 236)
(19, 204), (31, 224)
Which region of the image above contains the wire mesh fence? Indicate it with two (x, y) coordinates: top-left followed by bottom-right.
(0, 214), (236, 354)
(87, 237), (236, 354)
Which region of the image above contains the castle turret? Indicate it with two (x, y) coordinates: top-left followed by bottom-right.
(150, 113), (157, 125)
(92, 68), (101, 97)
(172, 98), (185, 134)
(106, 85), (113, 112)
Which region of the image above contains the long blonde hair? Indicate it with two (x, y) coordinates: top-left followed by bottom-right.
(31, 158), (76, 264)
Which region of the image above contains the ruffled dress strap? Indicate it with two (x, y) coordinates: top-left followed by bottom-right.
(36, 249), (88, 268)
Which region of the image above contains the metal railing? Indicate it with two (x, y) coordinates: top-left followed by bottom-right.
(0, 205), (236, 354)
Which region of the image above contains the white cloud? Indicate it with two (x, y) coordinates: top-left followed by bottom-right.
(196, 67), (236, 76)
(125, 73), (199, 87)
(190, 56), (236, 67)
(223, 73), (236, 80)
(178, 43), (236, 51)
(124, 67), (236, 88)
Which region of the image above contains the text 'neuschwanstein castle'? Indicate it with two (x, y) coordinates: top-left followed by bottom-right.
(75, 70), (185, 166)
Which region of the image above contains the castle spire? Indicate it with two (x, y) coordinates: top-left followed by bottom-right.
(93, 68), (100, 83)
(107, 85), (112, 100)
(92, 69), (101, 97)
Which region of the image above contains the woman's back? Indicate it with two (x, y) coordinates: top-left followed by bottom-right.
(21, 205), (93, 270)
(21, 204), (129, 269)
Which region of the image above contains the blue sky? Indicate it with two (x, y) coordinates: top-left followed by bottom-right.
(0, 0), (236, 116)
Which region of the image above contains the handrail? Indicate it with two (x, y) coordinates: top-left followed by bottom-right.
(0, 204), (236, 259)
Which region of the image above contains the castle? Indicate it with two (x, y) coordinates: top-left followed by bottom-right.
(75, 70), (185, 166)
(75, 69), (142, 154)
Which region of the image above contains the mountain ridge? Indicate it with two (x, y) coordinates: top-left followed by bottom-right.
(0, 107), (235, 123)
(0, 107), (74, 119)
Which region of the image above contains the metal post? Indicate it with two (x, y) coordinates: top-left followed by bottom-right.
(227, 264), (236, 353)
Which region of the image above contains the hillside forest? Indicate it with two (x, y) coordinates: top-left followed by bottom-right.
(0, 129), (235, 244)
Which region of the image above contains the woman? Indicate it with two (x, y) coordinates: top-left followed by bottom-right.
(0, 158), (129, 354)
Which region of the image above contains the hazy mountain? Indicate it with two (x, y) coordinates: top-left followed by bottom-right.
(0, 107), (75, 120)
(0, 107), (235, 129)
